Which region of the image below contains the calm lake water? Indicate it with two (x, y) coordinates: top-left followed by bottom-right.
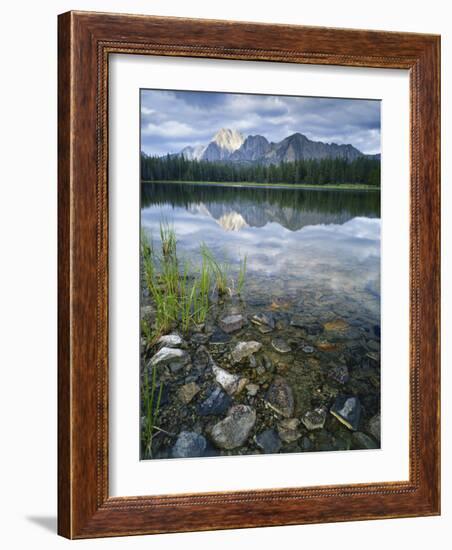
(141, 182), (380, 322)
(141, 182), (381, 458)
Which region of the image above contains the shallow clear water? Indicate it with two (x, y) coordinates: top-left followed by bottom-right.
(140, 182), (381, 458)
(141, 182), (380, 323)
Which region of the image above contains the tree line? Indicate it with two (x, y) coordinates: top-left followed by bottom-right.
(141, 153), (381, 186)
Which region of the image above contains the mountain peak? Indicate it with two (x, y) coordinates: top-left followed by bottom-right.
(175, 129), (366, 164)
(286, 132), (309, 142)
(212, 128), (245, 152)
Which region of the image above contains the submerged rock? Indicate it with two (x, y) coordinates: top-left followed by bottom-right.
(324, 319), (349, 332)
(209, 327), (231, 344)
(210, 405), (256, 450)
(250, 312), (275, 329)
(262, 354), (274, 371)
(352, 431), (379, 449)
(177, 382), (200, 404)
(328, 364), (350, 384)
(265, 376), (294, 417)
(219, 314), (245, 334)
(291, 318), (324, 335)
(231, 341), (262, 363)
(301, 345), (315, 354)
(255, 429), (282, 453)
(193, 345), (211, 369)
(172, 431), (206, 458)
(365, 351), (380, 368)
(306, 324), (323, 336)
(246, 383), (260, 397)
(330, 396), (361, 431)
(140, 305), (153, 320)
(290, 315), (305, 328)
(271, 338), (291, 354)
(191, 332), (210, 345)
(277, 418), (302, 443)
(367, 413), (381, 442)
(149, 347), (190, 371)
(157, 333), (185, 348)
(212, 363), (247, 396)
(301, 407), (327, 430)
(316, 339), (339, 351)
(367, 339), (380, 352)
(197, 386), (232, 416)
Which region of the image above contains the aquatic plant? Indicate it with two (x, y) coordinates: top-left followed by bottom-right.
(141, 229), (155, 293)
(141, 224), (246, 335)
(237, 254), (247, 295)
(200, 243), (230, 296)
(160, 221), (177, 260)
(141, 364), (163, 458)
(140, 318), (156, 346)
(142, 228), (178, 333)
(192, 252), (212, 324)
(180, 262), (197, 333)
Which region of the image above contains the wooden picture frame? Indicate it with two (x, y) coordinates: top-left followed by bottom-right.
(58, 10), (440, 538)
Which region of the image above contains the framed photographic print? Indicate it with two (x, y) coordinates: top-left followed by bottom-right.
(58, 11), (440, 538)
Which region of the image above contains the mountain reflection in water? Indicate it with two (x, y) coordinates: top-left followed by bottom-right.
(141, 182), (381, 318)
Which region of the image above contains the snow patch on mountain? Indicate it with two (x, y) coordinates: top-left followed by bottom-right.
(212, 128), (245, 153)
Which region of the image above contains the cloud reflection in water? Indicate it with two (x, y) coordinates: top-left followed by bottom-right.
(141, 200), (380, 312)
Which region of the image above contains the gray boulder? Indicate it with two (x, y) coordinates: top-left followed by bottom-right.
(197, 386), (232, 416)
(172, 431), (207, 458)
(255, 429), (282, 453)
(210, 405), (256, 450)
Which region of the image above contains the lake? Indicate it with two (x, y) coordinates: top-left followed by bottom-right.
(140, 182), (381, 458)
(142, 182), (380, 314)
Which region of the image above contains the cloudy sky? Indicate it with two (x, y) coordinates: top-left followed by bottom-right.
(140, 89), (380, 156)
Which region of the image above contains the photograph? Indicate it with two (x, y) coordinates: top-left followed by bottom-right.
(139, 89), (382, 460)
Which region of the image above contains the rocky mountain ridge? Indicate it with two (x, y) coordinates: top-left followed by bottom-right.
(176, 128), (369, 165)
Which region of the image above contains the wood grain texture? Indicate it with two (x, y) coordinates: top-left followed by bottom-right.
(57, 11), (440, 539)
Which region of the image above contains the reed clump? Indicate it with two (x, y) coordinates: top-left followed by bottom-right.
(141, 223), (247, 338)
(141, 364), (163, 458)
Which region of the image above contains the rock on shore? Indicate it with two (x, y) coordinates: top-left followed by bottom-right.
(212, 363), (248, 396)
(172, 431), (207, 458)
(209, 405), (256, 449)
(149, 347), (190, 371)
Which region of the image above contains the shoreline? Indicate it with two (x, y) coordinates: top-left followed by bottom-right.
(142, 180), (380, 191)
